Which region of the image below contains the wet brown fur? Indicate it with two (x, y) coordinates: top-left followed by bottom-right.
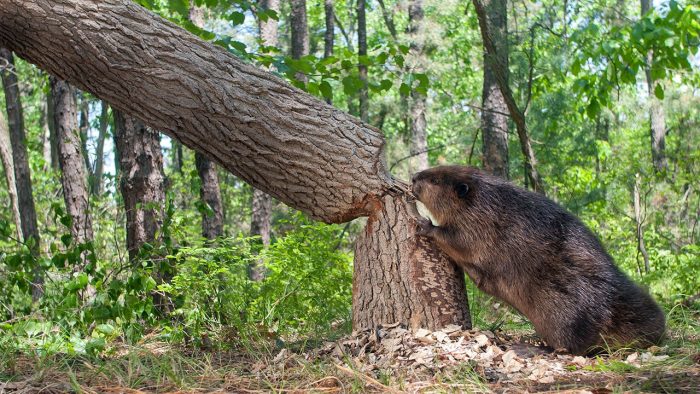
(412, 166), (666, 355)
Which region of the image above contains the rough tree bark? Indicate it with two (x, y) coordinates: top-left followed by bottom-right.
(472, 0), (544, 193)
(113, 110), (165, 261)
(91, 101), (108, 195)
(190, 4), (224, 239)
(357, 0), (369, 122)
(0, 0), (471, 330)
(0, 47), (42, 300)
(0, 110), (22, 240)
(51, 76), (94, 244)
(407, 0), (429, 172)
(640, 0), (667, 173)
(478, 0), (509, 179)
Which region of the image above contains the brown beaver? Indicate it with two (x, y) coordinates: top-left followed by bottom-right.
(411, 165), (665, 355)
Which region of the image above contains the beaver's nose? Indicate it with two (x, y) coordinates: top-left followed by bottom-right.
(411, 173), (419, 183)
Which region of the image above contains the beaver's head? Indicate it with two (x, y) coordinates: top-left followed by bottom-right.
(411, 166), (480, 227)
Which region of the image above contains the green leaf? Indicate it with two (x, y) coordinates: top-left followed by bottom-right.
(399, 82), (411, 96)
(319, 80), (333, 100)
(229, 11), (245, 26)
(654, 83), (665, 99)
(61, 233), (73, 247)
(95, 324), (115, 335)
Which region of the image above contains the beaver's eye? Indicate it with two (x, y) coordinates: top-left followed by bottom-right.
(430, 178), (439, 185)
(456, 183), (469, 198)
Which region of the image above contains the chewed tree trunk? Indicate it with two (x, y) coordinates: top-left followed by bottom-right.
(0, 0), (472, 330)
(354, 193), (471, 330)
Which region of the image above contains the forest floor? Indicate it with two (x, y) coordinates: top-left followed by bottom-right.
(2, 324), (699, 393)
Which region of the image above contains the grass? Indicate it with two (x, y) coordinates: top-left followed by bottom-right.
(1, 304), (698, 393)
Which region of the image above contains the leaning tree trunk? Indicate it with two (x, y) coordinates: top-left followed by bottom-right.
(478, 0), (509, 179)
(472, 0), (544, 193)
(640, 0), (667, 173)
(51, 76), (94, 245)
(0, 110), (22, 240)
(0, 47), (42, 300)
(407, 0), (429, 173)
(0, 0), (471, 331)
(190, 4), (224, 239)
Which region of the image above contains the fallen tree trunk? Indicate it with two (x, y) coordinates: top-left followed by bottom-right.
(0, 0), (470, 330)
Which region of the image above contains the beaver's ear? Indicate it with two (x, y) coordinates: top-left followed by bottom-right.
(456, 183), (469, 199)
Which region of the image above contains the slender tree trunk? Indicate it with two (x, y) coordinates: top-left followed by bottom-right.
(51, 76), (94, 245)
(407, 0), (429, 172)
(290, 0), (309, 83)
(0, 110), (22, 240)
(357, 0), (369, 122)
(47, 86), (59, 169)
(472, 0), (544, 193)
(641, 0), (667, 173)
(39, 95), (52, 169)
(78, 93), (92, 177)
(0, 0), (472, 330)
(324, 0), (335, 105)
(1, 47), (42, 301)
(190, 4), (224, 239)
(633, 174), (650, 274)
(478, 0), (509, 179)
(91, 101), (108, 195)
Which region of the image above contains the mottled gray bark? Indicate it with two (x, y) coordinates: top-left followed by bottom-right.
(407, 0), (429, 173)
(478, 0), (509, 179)
(190, 4), (224, 239)
(0, 110), (22, 240)
(641, 0), (667, 173)
(0, 0), (471, 330)
(51, 76), (93, 245)
(113, 110), (165, 261)
(324, 0), (335, 59)
(0, 47), (42, 300)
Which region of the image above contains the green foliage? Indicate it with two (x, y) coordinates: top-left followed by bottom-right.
(571, 1), (700, 116)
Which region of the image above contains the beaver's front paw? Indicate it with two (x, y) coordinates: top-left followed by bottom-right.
(416, 217), (435, 237)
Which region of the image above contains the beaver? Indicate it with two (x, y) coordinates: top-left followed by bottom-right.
(411, 165), (665, 355)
